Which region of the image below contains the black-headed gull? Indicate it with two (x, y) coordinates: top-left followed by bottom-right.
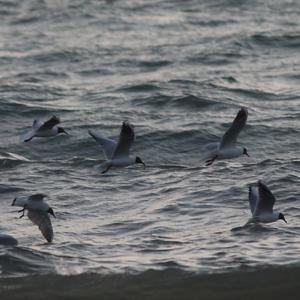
(203, 108), (249, 166)
(12, 194), (55, 243)
(21, 115), (69, 142)
(89, 121), (145, 174)
(247, 181), (287, 224)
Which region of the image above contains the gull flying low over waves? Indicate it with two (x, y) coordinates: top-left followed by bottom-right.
(89, 121), (145, 174)
(12, 194), (56, 243)
(246, 181), (287, 225)
(21, 115), (69, 142)
(203, 107), (249, 166)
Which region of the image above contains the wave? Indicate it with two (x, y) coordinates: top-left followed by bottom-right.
(251, 33), (300, 49)
(0, 152), (30, 169)
(0, 265), (300, 299)
(119, 83), (161, 93)
(0, 247), (55, 277)
(132, 94), (220, 110)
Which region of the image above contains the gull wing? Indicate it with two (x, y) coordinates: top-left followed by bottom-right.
(28, 194), (47, 201)
(112, 122), (135, 159)
(248, 186), (258, 215)
(89, 130), (116, 160)
(220, 108), (248, 149)
(21, 131), (35, 142)
(21, 120), (43, 142)
(28, 210), (53, 243)
(38, 116), (60, 131)
(255, 181), (276, 215)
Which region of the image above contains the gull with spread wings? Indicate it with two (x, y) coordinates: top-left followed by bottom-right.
(21, 115), (69, 142)
(247, 180), (287, 224)
(203, 108), (249, 166)
(12, 194), (56, 243)
(89, 121), (145, 174)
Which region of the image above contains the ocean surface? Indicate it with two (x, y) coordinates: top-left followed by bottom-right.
(0, 0), (299, 298)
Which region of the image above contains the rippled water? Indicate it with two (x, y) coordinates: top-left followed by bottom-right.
(0, 0), (299, 283)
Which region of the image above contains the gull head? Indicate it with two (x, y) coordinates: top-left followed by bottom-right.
(278, 212), (287, 223)
(58, 127), (69, 135)
(48, 207), (56, 218)
(243, 147), (250, 157)
(135, 156), (145, 166)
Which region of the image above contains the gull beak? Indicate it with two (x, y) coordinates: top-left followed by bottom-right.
(58, 127), (70, 136)
(243, 148), (250, 157)
(49, 208), (56, 218)
(63, 129), (70, 136)
(135, 157), (145, 167)
(279, 213), (287, 224)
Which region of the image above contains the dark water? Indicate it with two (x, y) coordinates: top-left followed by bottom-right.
(0, 0), (299, 297)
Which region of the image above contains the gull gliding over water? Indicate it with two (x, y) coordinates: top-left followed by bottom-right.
(12, 194), (55, 243)
(203, 108), (249, 166)
(247, 181), (287, 224)
(21, 115), (68, 142)
(89, 121), (145, 174)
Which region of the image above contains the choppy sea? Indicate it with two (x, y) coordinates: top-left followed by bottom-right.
(0, 0), (299, 298)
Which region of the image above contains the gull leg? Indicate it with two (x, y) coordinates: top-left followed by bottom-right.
(24, 138), (33, 142)
(205, 155), (217, 166)
(18, 208), (25, 218)
(101, 165), (112, 174)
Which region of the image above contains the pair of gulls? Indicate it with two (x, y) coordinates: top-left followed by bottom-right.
(15, 108), (286, 243)
(11, 180), (286, 243)
(22, 116), (145, 174)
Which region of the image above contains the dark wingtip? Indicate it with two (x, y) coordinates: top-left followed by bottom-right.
(235, 107), (248, 121)
(122, 121), (130, 129)
(121, 121), (134, 136)
(46, 236), (53, 243)
(240, 107), (248, 114)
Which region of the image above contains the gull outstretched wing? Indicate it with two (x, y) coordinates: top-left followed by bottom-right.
(255, 181), (276, 215)
(112, 122), (135, 159)
(88, 130), (116, 160)
(248, 186), (258, 215)
(38, 116), (60, 131)
(28, 210), (53, 243)
(220, 108), (248, 148)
